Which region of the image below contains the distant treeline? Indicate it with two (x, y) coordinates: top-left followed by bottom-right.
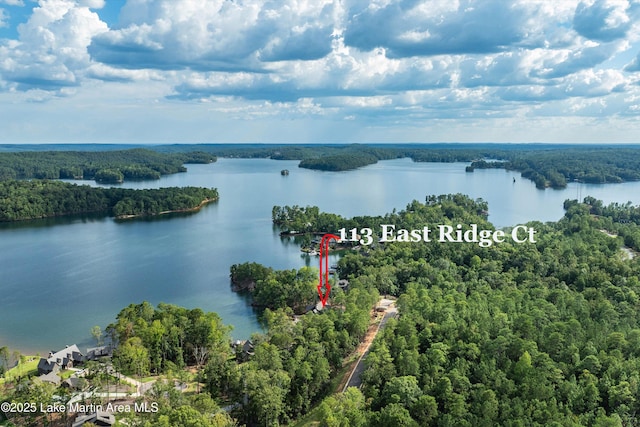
(0, 148), (215, 183)
(467, 147), (640, 189)
(152, 143), (640, 188)
(2, 143), (640, 188)
(0, 180), (218, 221)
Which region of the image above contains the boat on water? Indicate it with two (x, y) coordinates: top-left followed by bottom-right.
(281, 169), (289, 176)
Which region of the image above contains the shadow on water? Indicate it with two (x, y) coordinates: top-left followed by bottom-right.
(113, 207), (212, 224)
(0, 212), (109, 231)
(0, 201), (219, 229)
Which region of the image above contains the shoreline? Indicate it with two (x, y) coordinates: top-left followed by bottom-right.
(114, 197), (218, 220)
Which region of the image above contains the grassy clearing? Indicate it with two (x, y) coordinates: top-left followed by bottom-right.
(0, 356), (39, 385)
(59, 370), (76, 380)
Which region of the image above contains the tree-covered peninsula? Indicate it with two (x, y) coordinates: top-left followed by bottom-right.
(0, 148), (215, 183)
(0, 180), (218, 221)
(465, 146), (640, 189)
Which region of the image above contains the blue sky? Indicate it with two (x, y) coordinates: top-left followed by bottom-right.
(1, 0), (640, 143)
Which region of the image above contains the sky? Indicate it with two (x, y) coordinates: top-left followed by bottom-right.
(1, 0), (640, 143)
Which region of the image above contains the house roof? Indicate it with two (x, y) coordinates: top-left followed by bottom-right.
(37, 358), (56, 373)
(86, 345), (110, 360)
(62, 377), (83, 389)
(38, 371), (61, 385)
(72, 411), (115, 427)
(242, 340), (255, 355)
(46, 344), (83, 364)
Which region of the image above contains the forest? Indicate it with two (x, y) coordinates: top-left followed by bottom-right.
(270, 195), (640, 426)
(298, 153), (380, 171)
(462, 147), (640, 189)
(0, 180), (218, 221)
(2, 143), (640, 189)
(0, 148), (215, 183)
(5, 194), (639, 426)
(230, 263), (317, 314)
(153, 143), (640, 189)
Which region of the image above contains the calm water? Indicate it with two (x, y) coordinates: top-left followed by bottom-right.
(2, 157), (640, 354)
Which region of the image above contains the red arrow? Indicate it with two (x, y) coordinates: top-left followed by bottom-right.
(318, 233), (340, 307)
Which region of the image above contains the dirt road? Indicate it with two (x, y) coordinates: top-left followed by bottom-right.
(342, 299), (397, 392)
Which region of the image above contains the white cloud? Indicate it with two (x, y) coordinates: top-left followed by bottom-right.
(1, 0), (640, 142)
(78, 0), (104, 8)
(573, 0), (634, 42)
(89, 0), (340, 71)
(0, 0), (25, 6)
(0, 0), (108, 90)
(343, 0), (538, 57)
(85, 62), (162, 82)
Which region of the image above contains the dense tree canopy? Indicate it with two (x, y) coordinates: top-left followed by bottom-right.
(107, 302), (232, 375)
(0, 148), (215, 182)
(2, 143), (639, 189)
(298, 153), (380, 171)
(311, 195), (640, 426)
(466, 147), (640, 188)
(268, 194), (640, 425)
(231, 264), (318, 314)
(159, 143), (640, 188)
(0, 180), (218, 221)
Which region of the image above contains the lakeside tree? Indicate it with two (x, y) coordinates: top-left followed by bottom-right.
(0, 346), (8, 377)
(91, 326), (104, 346)
(94, 168), (124, 183)
(109, 303), (232, 375)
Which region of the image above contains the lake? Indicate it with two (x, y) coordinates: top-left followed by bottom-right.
(2, 157), (640, 354)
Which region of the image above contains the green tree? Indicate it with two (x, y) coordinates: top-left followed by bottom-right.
(0, 346), (9, 376)
(319, 387), (368, 427)
(114, 337), (150, 377)
(373, 403), (419, 427)
(243, 367), (291, 427)
(381, 376), (422, 408)
(91, 325), (104, 346)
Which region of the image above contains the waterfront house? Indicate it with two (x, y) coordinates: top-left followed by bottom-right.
(233, 340), (255, 361)
(37, 345), (84, 375)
